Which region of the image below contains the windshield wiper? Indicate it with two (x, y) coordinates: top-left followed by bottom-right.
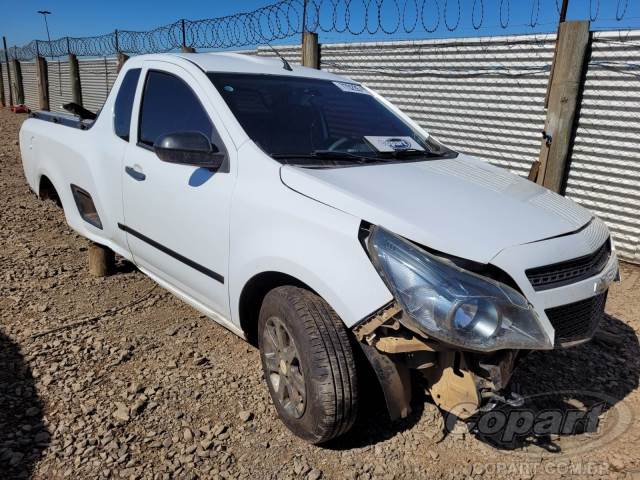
(373, 149), (444, 159)
(271, 149), (444, 165)
(271, 150), (383, 164)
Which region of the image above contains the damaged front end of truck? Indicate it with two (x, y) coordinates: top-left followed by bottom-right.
(354, 302), (528, 420)
(354, 225), (556, 421)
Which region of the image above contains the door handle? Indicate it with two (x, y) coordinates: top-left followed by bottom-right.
(125, 165), (146, 181)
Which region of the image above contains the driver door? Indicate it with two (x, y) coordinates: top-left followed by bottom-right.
(121, 62), (235, 321)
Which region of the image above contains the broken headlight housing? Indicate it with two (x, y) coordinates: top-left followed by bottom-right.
(367, 226), (553, 352)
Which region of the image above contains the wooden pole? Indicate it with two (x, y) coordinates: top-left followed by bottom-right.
(536, 20), (590, 193)
(69, 53), (82, 105)
(11, 58), (24, 105)
(0, 61), (5, 107)
(2, 37), (13, 106)
(545, 0), (571, 108)
(116, 53), (129, 73)
(302, 31), (319, 69)
(36, 56), (50, 111)
(88, 243), (115, 277)
(114, 29), (129, 73)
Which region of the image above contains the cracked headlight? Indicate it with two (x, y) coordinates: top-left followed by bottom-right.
(367, 226), (553, 352)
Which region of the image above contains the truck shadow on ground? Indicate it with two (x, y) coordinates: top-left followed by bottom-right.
(467, 313), (639, 453)
(113, 255), (137, 275)
(0, 330), (49, 479)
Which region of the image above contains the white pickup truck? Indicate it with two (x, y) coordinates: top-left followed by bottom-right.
(20, 52), (620, 444)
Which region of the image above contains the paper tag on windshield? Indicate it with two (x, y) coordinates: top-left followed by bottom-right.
(364, 136), (426, 153)
(333, 81), (368, 94)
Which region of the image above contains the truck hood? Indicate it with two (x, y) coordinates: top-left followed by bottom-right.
(280, 154), (593, 264)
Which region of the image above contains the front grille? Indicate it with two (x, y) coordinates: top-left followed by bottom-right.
(545, 292), (607, 347)
(526, 239), (611, 291)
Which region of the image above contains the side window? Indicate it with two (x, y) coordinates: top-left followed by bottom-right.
(138, 70), (215, 148)
(113, 68), (141, 141)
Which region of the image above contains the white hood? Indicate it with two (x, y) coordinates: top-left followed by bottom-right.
(280, 155), (593, 264)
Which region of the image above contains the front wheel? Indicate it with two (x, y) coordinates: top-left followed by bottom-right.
(258, 286), (358, 444)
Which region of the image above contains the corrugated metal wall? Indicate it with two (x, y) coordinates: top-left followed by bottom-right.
(21, 61), (39, 110)
(256, 45), (301, 65)
(328, 36), (556, 177)
(79, 57), (118, 113)
(566, 30), (640, 263)
(48, 59), (73, 113)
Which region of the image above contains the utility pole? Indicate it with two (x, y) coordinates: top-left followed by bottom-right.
(37, 10), (62, 95)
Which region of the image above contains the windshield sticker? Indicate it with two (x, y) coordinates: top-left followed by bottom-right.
(364, 136), (426, 153)
(332, 81), (369, 94)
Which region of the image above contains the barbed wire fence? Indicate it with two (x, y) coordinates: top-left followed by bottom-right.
(1, 0), (638, 60)
(0, 0), (638, 262)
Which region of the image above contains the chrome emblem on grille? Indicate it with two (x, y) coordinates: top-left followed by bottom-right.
(594, 255), (619, 294)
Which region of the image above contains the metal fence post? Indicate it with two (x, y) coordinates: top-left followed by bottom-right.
(301, 0), (308, 44)
(181, 19), (195, 53)
(535, 20), (591, 193)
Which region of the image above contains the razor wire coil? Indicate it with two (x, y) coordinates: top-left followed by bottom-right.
(0, 0), (635, 61)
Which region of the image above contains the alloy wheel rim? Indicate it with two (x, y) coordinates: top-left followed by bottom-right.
(262, 316), (306, 418)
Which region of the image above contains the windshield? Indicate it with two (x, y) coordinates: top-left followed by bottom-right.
(208, 73), (455, 164)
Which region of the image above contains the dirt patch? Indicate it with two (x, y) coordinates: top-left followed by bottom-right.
(1, 109), (639, 479)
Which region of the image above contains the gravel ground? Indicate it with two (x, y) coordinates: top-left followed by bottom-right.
(1, 109), (640, 479)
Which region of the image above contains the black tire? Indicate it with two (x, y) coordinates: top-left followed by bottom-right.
(258, 286), (358, 444)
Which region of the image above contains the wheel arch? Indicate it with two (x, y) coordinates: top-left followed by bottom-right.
(238, 271), (315, 346)
(38, 174), (62, 208)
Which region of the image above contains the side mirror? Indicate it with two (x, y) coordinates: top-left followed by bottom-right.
(153, 131), (225, 169)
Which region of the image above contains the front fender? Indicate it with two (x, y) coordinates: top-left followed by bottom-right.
(229, 146), (393, 330)
(231, 249), (388, 331)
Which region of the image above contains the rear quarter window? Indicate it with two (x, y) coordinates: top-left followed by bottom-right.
(114, 68), (142, 141)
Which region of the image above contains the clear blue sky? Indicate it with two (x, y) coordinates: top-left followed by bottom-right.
(1, 0), (639, 49)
